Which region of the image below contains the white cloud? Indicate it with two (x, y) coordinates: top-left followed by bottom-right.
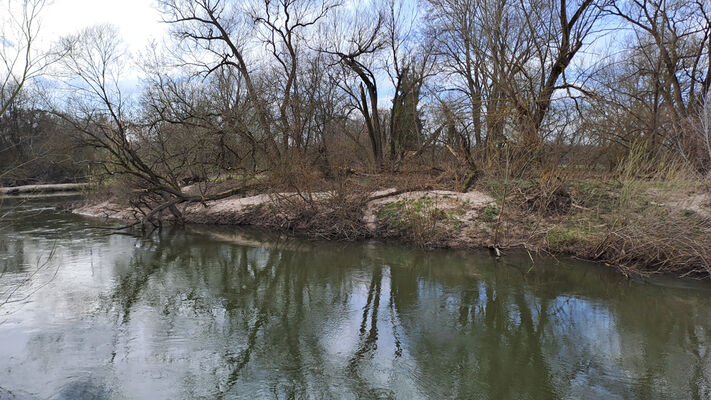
(41, 0), (168, 54)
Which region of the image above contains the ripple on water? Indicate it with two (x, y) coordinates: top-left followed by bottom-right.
(0, 199), (710, 399)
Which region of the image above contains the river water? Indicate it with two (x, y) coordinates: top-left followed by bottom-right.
(0, 197), (709, 399)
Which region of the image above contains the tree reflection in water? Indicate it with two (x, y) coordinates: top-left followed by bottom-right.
(0, 202), (710, 399)
(96, 227), (711, 399)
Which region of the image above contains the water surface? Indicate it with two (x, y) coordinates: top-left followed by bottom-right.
(0, 197), (709, 399)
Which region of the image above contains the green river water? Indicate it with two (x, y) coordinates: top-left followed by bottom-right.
(0, 197), (709, 399)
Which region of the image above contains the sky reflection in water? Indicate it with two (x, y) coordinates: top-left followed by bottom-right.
(0, 198), (710, 399)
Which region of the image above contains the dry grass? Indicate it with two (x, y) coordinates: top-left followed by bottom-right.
(239, 180), (373, 241)
(594, 208), (711, 277)
(471, 144), (711, 279)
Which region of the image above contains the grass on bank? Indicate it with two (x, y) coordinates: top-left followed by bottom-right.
(376, 195), (467, 247)
(477, 156), (711, 278)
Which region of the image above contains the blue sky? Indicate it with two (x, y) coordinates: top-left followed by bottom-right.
(34, 0), (625, 108)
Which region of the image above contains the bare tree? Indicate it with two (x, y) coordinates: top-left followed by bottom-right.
(248, 0), (339, 152)
(425, 0), (488, 150)
(606, 0), (711, 167)
(55, 25), (246, 228)
(321, 5), (388, 171)
(159, 0), (280, 160)
(693, 92), (711, 171)
(159, 0), (339, 165)
(515, 0), (605, 147)
(425, 0), (605, 162)
(0, 0), (54, 119)
(384, 0), (432, 168)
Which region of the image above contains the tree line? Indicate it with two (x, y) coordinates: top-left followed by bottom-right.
(1, 0), (709, 193)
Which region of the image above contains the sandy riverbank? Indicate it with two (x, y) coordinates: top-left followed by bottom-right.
(71, 180), (711, 279)
(74, 189), (499, 247)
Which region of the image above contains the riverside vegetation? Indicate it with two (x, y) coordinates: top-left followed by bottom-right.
(76, 147), (711, 279)
(2, 0), (711, 279)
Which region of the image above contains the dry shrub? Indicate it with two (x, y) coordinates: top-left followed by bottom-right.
(593, 208), (711, 278)
(84, 173), (141, 206)
(524, 185), (571, 216)
(378, 162), (476, 193)
(437, 165), (480, 192)
(267, 154), (325, 193)
(520, 169), (572, 216)
(381, 170), (440, 192)
(241, 178), (373, 240)
(323, 131), (373, 174)
(616, 141), (702, 205)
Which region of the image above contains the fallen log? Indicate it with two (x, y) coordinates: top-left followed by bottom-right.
(0, 183), (88, 196)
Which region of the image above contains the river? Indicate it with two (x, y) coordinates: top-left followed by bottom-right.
(0, 197), (709, 399)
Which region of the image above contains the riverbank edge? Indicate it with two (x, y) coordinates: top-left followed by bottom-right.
(69, 185), (711, 280)
(72, 188), (499, 247)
